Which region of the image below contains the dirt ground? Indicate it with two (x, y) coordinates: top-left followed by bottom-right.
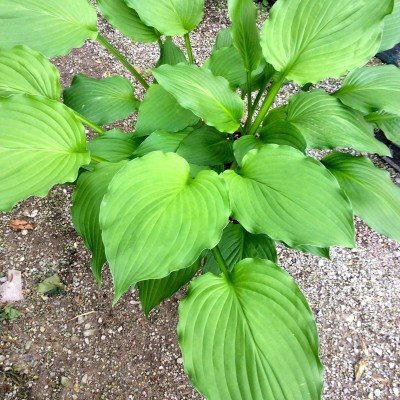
(1, 2), (400, 399)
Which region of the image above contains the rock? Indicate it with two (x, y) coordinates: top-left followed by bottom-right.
(81, 374), (88, 385)
(61, 376), (69, 387)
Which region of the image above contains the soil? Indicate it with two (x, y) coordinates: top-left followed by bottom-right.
(1, 2), (400, 399)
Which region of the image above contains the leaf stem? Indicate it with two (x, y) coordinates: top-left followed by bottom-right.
(244, 72), (253, 133)
(97, 33), (149, 89)
(91, 155), (107, 163)
(248, 72), (286, 136)
(184, 33), (195, 64)
(211, 246), (230, 280)
(74, 112), (106, 136)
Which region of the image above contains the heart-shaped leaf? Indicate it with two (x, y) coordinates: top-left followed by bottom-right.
(100, 151), (230, 302)
(0, 0), (98, 57)
(178, 258), (323, 400)
(223, 145), (355, 248)
(0, 45), (61, 100)
(0, 95), (90, 211)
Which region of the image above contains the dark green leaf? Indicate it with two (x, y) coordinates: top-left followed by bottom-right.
(72, 162), (127, 283)
(204, 223), (277, 274)
(177, 126), (234, 166)
(138, 262), (200, 316)
(135, 84), (199, 136)
(64, 74), (139, 125)
(284, 243), (330, 259)
(157, 37), (187, 66)
(88, 130), (141, 163)
(365, 111), (400, 145)
(178, 258), (323, 400)
(213, 28), (233, 51)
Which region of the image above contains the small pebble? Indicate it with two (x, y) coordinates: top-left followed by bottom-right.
(61, 376), (69, 387)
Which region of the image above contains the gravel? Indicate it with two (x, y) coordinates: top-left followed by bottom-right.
(1, 1), (399, 399)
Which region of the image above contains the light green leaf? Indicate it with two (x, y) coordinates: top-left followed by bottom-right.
(267, 90), (390, 155)
(228, 0), (262, 72)
(88, 130), (142, 163)
(133, 130), (189, 157)
(135, 84), (199, 136)
(100, 151), (230, 302)
(233, 122), (306, 165)
(204, 223), (277, 275)
(335, 66), (400, 116)
(380, 0), (400, 51)
(97, 0), (159, 43)
(223, 145), (355, 248)
(365, 111), (400, 145)
(322, 153), (400, 242)
(157, 37), (187, 66)
(152, 64), (244, 133)
(138, 262), (200, 316)
(261, 0), (393, 84)
(0, 95), (90, 211)
(126, 0), (204, 36)
(178, 258), (323, 400)
(0, 45), (61, 100)
(213, 28), (233, 51)
(72, 162), (127, 283)
(204, 46), (247, 88)
(0, 0), (98, 57)
(177, 126), (234, 166)
(64, 74), (139, 126)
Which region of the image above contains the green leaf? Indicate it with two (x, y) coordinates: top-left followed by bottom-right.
(203, 223), (277, 275)
(100, 151), (230, 302)
(0, 0), (98, 57)
(335, 66), (400, 116)
(380, 0), (400, 51)
(138, 262), (200, 316)
(0, 306), (21, 321)
(135, 84), (199, 136)
(177, 126), (234, 166)
(64, 74), (139, 126)
(0, 45), (61, 100)
(204, 46), (247, 88)
(157, 37), (187, 66)
(0, 95), (90, 211)
(87, 130), (142, 163)
(322, 153), (400, 242)
(223, 145), (355, 248)
(152, 64), (244, 133)
(97, 0), (159, 43)
(36, 274), (65, 294)
(261, 0), (393, 84)
(228, 0), (262, 72)
(178, 258), (323, 400)
(365, 111), (400, 146)
(213, 28), (233, 51)
(133, 130), (189, 157)
(267, 90), (390, 155)
(126, 0), (204, 36)
(71, 162), (127, 283)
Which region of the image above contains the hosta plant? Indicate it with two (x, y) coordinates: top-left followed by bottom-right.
(1, 0), (400, 398)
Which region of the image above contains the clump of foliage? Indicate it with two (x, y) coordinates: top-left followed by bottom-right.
(0, 0), (399, 398)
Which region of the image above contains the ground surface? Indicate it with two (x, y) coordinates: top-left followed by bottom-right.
(1, 2), (400, 399)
